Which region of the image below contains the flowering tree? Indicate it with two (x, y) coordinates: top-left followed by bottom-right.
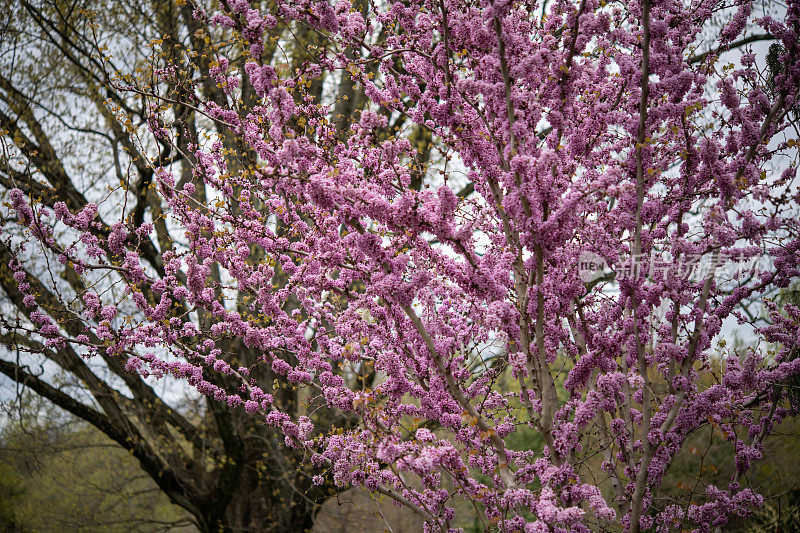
(2, 0), (800, 531)
(1, 1), (350, 530)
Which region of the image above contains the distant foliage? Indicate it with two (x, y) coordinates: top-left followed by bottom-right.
(0, 402), (191, 532)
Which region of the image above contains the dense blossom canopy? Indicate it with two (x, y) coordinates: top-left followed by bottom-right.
(3, 0), (800, 530)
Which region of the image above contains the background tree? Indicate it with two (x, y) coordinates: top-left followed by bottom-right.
(1, 0), (800, 532)
(0, 394), (193, 532)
